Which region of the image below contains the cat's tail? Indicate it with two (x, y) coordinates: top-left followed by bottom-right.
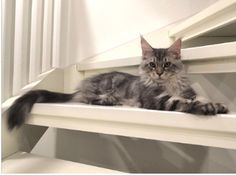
(7, 90), (75, 130)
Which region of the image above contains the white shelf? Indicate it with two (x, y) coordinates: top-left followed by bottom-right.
(2, 152), (121, 173)
(77, 42), (236, 73)
(169, 0), (236, 40)
(26, 103), (236, 149)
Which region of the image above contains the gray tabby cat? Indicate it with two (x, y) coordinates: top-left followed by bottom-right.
(8, 36), (228, 130)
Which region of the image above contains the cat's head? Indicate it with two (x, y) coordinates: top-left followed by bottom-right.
(139, 36), (184, 83)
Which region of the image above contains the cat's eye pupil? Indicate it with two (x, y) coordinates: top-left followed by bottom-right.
(149, 62), (156, 68)
(164, 62), (171, 67)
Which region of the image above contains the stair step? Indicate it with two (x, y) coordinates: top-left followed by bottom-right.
(2, 152), (121, 173)
(26, 103), (236, 149)
(77, 42), (236, 73)
(169, 0), (236, 40)
(182, 41), (236, 73)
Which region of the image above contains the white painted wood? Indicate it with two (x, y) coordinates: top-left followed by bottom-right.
(42, 0), (54, 72)
(1, 0), (15, 101)
(185, 57), (236, 74)
(182, 41), (236, 60)
(2, 68), (64, 113)
(52, 0), (62, 68)
(182, 42), (236, 73)
(2, 152), (121, 173)
(169, 0), (236, 40)
(78, 56), (141, 71)
(26, 103), (236, 149)
(12, 0), (31, 95)
(29, 0), (44, 82)
(182, 36), (236, 48)
(77, 42), (236, 73)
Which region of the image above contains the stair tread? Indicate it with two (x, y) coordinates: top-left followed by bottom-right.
(29, 102), (236, 132)
(2, 152), (121, 173)
(26, 103), (236, 149)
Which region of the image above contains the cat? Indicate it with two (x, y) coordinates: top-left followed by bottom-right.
(7, 36), (229, 130)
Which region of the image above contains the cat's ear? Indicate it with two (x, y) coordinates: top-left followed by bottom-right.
(140, 35), (154, 59)
(168, 38), (182, 57)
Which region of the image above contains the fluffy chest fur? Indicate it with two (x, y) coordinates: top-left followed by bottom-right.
(162, 76), (189, 96)
(140, 73), (189, 97)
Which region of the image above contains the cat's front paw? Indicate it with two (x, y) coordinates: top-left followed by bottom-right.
(214, 103), (229, 114)
(191, 101), (217, 115)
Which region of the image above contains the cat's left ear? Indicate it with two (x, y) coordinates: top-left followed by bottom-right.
(168, 39), (182, 58)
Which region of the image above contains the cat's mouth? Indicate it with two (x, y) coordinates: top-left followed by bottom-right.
(155, 77), (166, 83)
(155, 74), (167, 80)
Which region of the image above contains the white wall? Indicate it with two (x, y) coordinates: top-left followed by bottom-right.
(60, 0), (217, 67)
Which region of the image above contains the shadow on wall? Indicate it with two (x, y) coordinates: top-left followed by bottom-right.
(53, 129), (235, 173)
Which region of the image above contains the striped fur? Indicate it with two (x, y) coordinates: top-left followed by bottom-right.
(7, 37), (229, 130)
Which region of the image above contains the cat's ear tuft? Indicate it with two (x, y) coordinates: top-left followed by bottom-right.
(140, 35), (154, 59)
(168, 38), (182, 57)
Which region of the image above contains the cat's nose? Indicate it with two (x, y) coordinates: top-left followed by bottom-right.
(156, 67), (164, 76)
(156, 71), (163, 77)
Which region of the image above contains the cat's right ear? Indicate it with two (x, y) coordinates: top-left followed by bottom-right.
(140, 35), (154, 59)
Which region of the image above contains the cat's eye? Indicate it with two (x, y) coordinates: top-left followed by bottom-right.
(149, 62), (156, 68)
(164, 62), (171, 67)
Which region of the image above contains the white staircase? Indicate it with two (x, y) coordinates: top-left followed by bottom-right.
(2, 0), (236, 173)
(2, 152), (121, 173)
